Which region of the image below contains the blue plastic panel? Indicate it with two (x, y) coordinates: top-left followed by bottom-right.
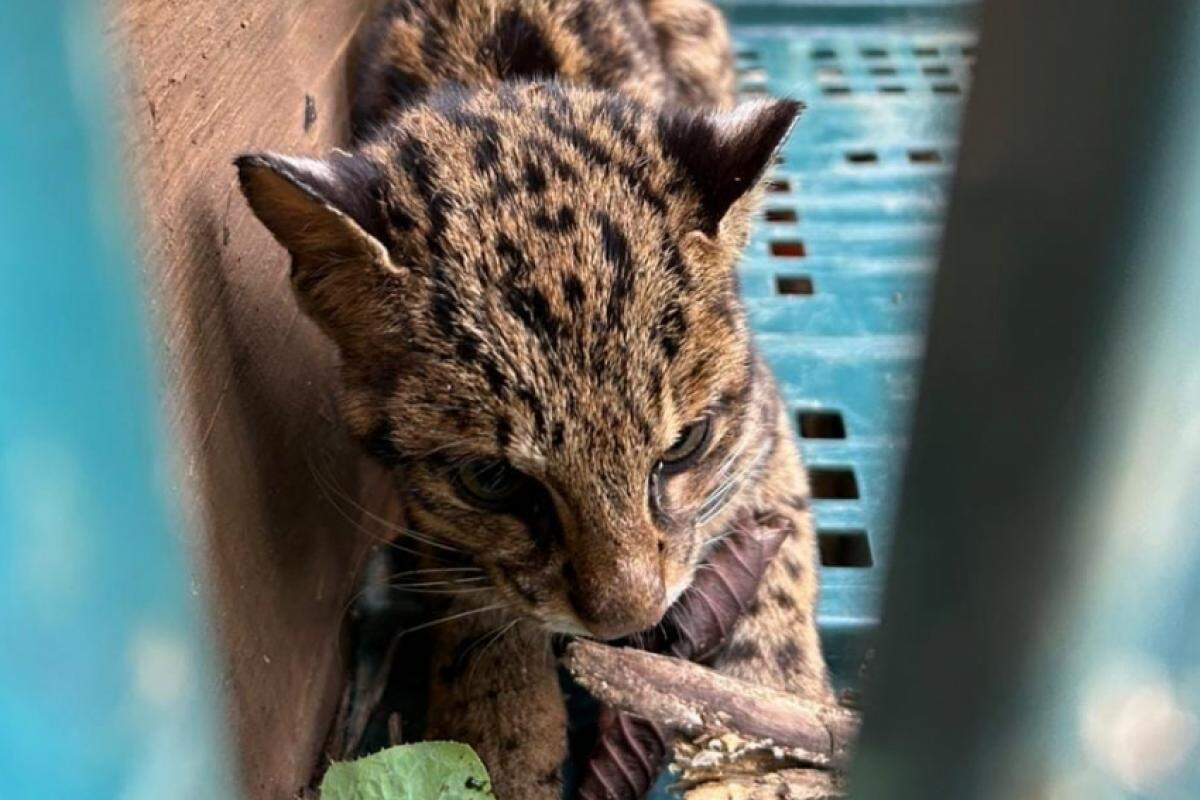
(728, 4), (976, 683)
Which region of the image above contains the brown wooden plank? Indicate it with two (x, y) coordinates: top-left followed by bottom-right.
(108, 2), (380, 796)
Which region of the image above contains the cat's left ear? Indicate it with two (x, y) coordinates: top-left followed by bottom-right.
(659, 98), (802, 236)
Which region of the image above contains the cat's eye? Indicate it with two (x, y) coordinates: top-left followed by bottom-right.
(659, 417), (713, 473)
(453, 460), (527, 509)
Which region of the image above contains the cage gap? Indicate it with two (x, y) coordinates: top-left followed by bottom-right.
(798, 410), (847, 439)
(819, 530), (874, 568)
(808, 468), (860, 500)
(764, 208), (798, 223)
(770, 240), (807, 258)
(846, 150), (879, 165)
(775, 275), (814, 296)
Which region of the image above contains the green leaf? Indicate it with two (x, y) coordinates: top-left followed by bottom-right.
(319, 742), (497, 800)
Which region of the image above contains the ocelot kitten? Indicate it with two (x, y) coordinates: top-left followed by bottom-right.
(236, 0), (831, 797)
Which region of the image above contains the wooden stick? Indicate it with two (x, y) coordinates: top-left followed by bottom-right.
(563, 639), (860, 769)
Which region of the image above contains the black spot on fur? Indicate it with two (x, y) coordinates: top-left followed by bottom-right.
(516, 386), (547, 436)
(722, 639), (760, 662)
(532, 206), (576, 233)
(497, 235), (534, 281)
(597, 213), (635, 327)
(783, 557), (803, 580)
(562, 274), (586, 310)
(523, 160), (547, 193)
(655, 302), (687, 359)
(776, 640), (802, 673)
(551, 421), (566, 449)
(506, 285), (563, 346)
(488, 10), (561, 80)
(771, 587), (797, 610)
(495, 416), (513, 451)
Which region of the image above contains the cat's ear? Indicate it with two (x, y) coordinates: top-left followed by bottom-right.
(235, 151), (399, 347)
(659, 99), (802, 236)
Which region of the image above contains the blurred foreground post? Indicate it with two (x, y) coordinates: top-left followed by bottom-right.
(0, 2), (233, 798)
(852, 2), (1200, 798)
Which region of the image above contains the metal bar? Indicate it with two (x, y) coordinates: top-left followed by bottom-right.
(852, 2), (1200, 798)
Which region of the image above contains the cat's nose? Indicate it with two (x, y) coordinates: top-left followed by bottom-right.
(564, 558), (667, 640)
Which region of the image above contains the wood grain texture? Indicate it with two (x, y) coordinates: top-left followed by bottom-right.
(108, 2), (379, 796)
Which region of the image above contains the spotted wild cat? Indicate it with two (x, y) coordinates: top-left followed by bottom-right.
(235, 0), (831, 796)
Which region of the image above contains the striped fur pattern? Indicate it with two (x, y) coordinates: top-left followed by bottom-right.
(235, 0), (829, 796)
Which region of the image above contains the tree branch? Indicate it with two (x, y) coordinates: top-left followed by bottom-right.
(563, 639), (859, 770)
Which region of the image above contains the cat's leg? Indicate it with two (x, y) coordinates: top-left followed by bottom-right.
(424, 611), (567, 800)
(640, 0), (737, 109)
(716, 414), (835, 703)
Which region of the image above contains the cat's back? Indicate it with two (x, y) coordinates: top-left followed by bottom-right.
(352, 0), (735, 138)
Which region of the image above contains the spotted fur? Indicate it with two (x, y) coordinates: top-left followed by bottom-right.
(236, 1), (828, 797)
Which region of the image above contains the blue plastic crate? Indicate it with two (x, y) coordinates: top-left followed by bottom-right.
(727, 0), (976, 686)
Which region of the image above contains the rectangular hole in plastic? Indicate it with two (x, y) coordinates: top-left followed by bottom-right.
(736, 50), (760, 61)
(775, 275), (814, 295)
(766, 178), (791, 193)
(869, 66), (898, 76)
(809, 468), (860, 500)
(908, 149), (941, 164)
(933, 83), (962, 95)
(819, 530), (873, 567)
(764, 208), (798, 223)
(860, 47), (888, 58)
(811, 48), (837, 60)
(822, 85), (852, 96)
(798, 410), (846, 439)
(879, 85), (907, 94)
(770, 240), (806, 258)
(923, 65), (951, 76)
(846, 151), (879, 165)
(913, 46), (939, 57)
(772, 154), (786, 166)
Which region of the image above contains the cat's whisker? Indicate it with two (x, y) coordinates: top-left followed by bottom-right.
(467, 618), (520, 683)
(305, 448), (465, 555)
(307, 458), (441, 563)
(398, 603), (512, 638)
(388, 566), (485, 578)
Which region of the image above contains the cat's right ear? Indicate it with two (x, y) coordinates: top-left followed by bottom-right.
(235, 152), (400, 346)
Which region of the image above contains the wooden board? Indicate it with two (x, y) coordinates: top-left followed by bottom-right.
(108, 2), (380, 796)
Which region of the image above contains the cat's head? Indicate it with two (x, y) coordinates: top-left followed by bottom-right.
(237, 84), (799, 639)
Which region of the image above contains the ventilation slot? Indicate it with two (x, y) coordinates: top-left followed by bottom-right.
(869, 66), (898, 76)
(908, 149), (941, 164)
(933, 84), (961, 95)
(913, 46), (939, 58)
(846, 151), (879, 165)
(770, 240), (807, 258)
(823, 85), (852, 96)
(811, 48), (837, 60)
(879, 85), (907, 95)
(775, 275), (814, 296)
(764, 208), (798, 223)
(819, 530), (873, 567)
(766, 179), (791, 193)
(798, 410), (846, 439)
(860, 47), (888, 58)
(809, 468), (860, 499)
(923, 65), (951, 76)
